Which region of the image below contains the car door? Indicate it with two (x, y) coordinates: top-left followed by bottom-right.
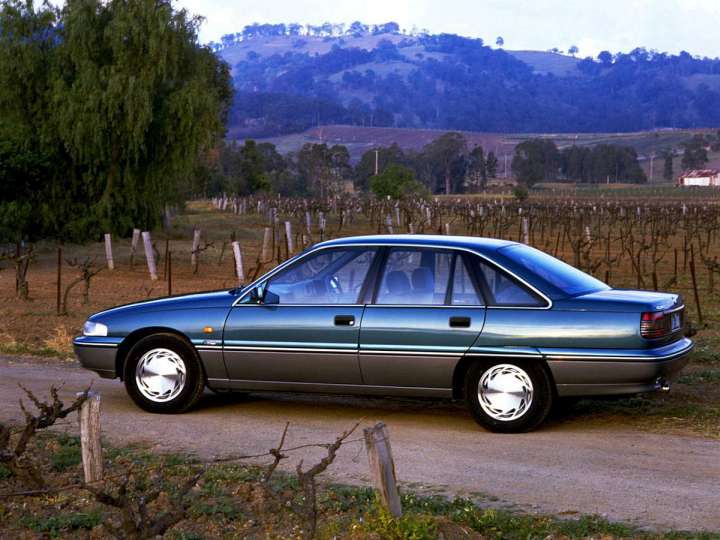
(358, 247), (486, 390)
(223, 247), (378, 385)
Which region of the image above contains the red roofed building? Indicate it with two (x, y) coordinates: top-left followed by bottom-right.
(677, 169), (720, 187)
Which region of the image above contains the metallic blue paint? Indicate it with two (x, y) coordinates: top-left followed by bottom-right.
(74, 235), (693, 400)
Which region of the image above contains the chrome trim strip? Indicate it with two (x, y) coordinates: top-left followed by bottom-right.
(72, 341), (119, 348)
(232, 241), (553, 310)
(360, 349), (461, 357)
(221, 345), (358, 354)
(206, 378), (452, 392)
(545, 344), (694, 362)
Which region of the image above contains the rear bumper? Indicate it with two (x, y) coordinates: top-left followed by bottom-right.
(73, 336), (119, 379)
(545, 338), (693, 397)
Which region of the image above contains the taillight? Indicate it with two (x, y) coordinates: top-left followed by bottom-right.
(640, 309), (683, 339)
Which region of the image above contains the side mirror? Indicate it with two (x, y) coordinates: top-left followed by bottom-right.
(248, 283), (279, 305)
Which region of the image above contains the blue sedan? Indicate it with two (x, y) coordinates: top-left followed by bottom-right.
(74, 235), (693, 432)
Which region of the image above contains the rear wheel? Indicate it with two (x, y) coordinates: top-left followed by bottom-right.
(124, 334), (205, 413)
(465, 359), (553, 433)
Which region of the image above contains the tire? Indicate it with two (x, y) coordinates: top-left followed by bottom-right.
(123, 333), (205, 414)
(464, 359), (554, 433)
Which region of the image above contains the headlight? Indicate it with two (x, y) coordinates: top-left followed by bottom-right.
(83, 321), (108, 337)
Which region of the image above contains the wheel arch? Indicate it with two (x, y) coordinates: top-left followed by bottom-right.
(115, 327), (199, 380)
(452, 354), (558, 400)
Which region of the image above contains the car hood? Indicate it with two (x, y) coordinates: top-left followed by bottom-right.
(553, 289), (682, 313)
(90, 289), (239, 320)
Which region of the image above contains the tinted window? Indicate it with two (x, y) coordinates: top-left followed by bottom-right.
(471, 256), (544, 307)
(452, 257), (483, 305)
(499, 244), (609, 296)
(376, 249), (452, 305)
(264, 248), (376, 304)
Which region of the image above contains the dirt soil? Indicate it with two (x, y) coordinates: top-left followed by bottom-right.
(1, 355), (719, 533)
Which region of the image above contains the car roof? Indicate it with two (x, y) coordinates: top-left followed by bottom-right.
(314, 234), (517, 254)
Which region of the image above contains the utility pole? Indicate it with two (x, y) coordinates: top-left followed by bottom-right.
(649, 153), (655, 183)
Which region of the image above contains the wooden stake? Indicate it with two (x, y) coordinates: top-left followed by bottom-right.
(167, 251), (172, 296)
(142, 231), (158, 280)
(262, 227), (272, 262)
(363, 422), (402, 518)
(104, 233), (114, 270)
(232, 241), (245, 283)
(689, 244), (703, 325)
(78, 391), (103, 485)
(130, 228), (140, 268)
(56, 246), (62, 315)
(284, 221), (294, 254)
(191, 229), (201, 271)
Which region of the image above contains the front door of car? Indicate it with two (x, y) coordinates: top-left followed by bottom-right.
(223, 247), (379, 385)
(358, 248), (486, 390)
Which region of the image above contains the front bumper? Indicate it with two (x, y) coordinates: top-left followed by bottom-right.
(73, 336), (121, 379)
(545, 338), (694, 397)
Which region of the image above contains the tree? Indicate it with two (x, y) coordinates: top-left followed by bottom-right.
(354, 144), (407, 191)
(297, 143), (351, 197)
(568, 45), (579, 57)
(681, 135), (709, 170)
(495, 36), (504, 48)
(420, 132), (467, 194)
(0, 0), (232, 241)
(465, 146), (487, 192)
(239, 140), (270, 192)
(598, 51), (613, 65)
(486, 152), (498, 178)
(370, 164), (426, 199)
(511, 139), (560, 186)
(662, 150), (674, 181)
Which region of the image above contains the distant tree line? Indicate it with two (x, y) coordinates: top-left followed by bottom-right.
(0, 0), (232, 242)
(195, 132), (656, 199)
(226, 27), (720, 137)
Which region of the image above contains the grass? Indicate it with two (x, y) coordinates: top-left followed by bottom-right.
(1, 432), (719, 539)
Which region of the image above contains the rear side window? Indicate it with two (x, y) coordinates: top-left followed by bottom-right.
(451, 257), (483, 306)
(376, 249), (452, 305)
(471, 256), (545, 307)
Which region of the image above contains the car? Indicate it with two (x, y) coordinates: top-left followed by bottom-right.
(74, 235), (693, 432)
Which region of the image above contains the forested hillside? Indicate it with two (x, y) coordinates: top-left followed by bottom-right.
(216, 22), (720, 137)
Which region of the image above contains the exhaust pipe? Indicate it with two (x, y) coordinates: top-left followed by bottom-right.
(656, 377), (671, 392)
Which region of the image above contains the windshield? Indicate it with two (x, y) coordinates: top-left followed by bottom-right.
(498, 244), (609, 297)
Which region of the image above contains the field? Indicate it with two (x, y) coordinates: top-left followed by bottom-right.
(2, 190), (720, 439)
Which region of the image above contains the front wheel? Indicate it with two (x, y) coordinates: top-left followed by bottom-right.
(465, 360), (554, 433)
(124, 333), (205, 413)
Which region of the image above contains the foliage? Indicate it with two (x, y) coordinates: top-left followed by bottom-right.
(220, 26), (720, 136)
(512, 184), (529, 201)
(0, 0), (232, 242)
(370, 164), (427, 199)
(681, 135), (710, 170)
(511, 139), (560, 186)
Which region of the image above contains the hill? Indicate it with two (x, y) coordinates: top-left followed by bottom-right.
(216, 23), (720, 139)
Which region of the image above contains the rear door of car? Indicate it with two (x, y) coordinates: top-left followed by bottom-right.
(223, 247), (378, 385)
(358, 247), (486, 390)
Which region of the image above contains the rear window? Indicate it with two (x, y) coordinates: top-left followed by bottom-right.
(498, 244), (609, 297)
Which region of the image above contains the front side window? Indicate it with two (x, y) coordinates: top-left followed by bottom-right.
(376, 249), (452, 305)
(471, 256), (545, 307)
(262, 248), (377, 304)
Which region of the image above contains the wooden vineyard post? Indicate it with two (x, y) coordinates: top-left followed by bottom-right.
(363, 422), (402, 518)
(191, 229), (201, 272)
(78, 391), (103, 485)
(285, 221), (294, 255)
(167, 251), (173, 296)
(56, 246), (62, 315)
(522, 218), (529, 245)
(262, 227), (272, 262)
(104, 234), (114, 270)
(130, 228), (140, 268)
(232, 241), (245, 284)
(142, 231), (158, 281)
(689, 244), (703, 326)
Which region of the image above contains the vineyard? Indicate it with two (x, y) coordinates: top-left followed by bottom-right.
(2, 192), (720, 354)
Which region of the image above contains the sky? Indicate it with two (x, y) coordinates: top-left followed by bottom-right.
(172, 0), (720, 58)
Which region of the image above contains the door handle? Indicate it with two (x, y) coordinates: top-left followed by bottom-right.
(334, 315), (355, 326)
(449, 316), (471, 328)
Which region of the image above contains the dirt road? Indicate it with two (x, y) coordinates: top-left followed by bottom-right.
(1, 355), (718, 531)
